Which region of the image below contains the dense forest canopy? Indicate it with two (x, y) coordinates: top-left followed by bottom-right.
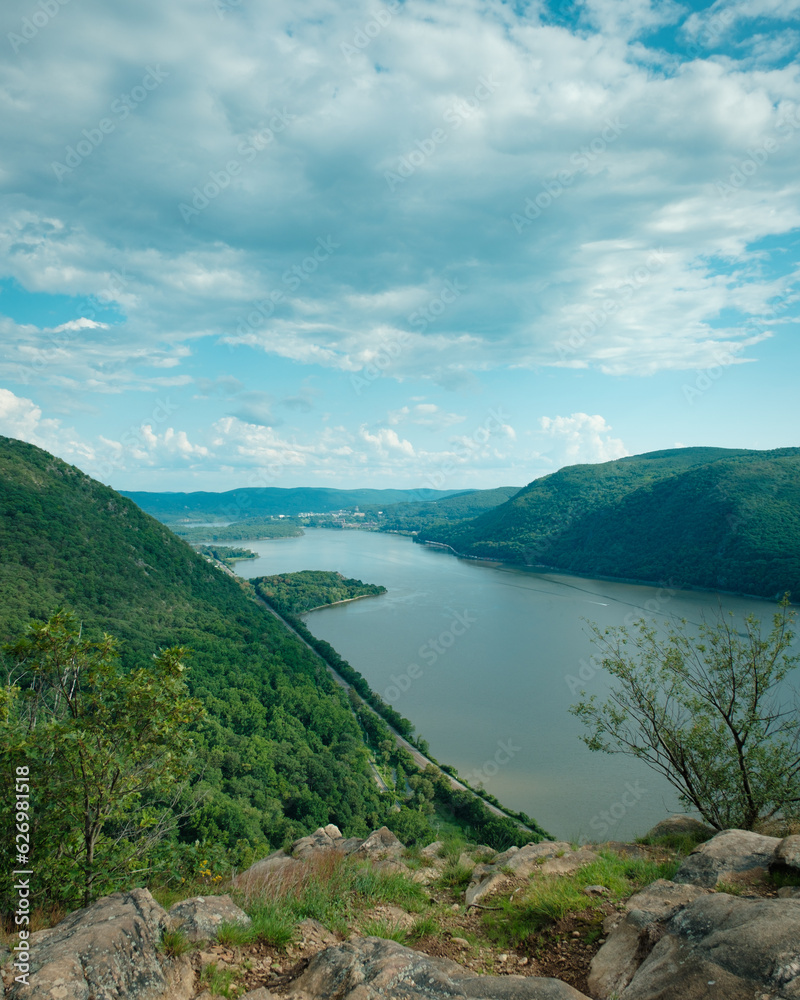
(253, 570), (387, 613)
(0, 437), (388, 860)
(418, 447), (800, 600)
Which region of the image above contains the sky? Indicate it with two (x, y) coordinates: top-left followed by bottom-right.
(0, 0), (798, 492)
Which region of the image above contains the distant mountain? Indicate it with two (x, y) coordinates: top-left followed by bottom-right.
(419, 447), (800, 600)
(366, 486), (522, 533)
(0, 436), (387, 850)
(122, 486), (472, 522)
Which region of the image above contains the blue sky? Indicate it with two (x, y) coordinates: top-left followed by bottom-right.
(0, 0), (798, 491)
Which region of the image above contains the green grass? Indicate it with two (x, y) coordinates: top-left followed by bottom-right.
(159, 928), (192, 958)
(768, 868), (800, 889)
(360, 918), (409, 942)
(636, 830), (715, 855)
(438, 862), (474, 890)
(232, 853), (429, 940)
(483, 851), (681, 946)
(408, 914), (440, 941)
(216, 921), (257, 947)
(199, 962), (237, 997)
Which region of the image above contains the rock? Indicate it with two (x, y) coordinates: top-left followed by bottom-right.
(588, 879), (710, 999)
(540, 847), (598, 876)
(457, 853), (477, 871)
(777, 886), (800, 899)
(465, 841), (591, 906)
(297, 917), (338, 949)
(644, 815), (716, 842)
(291, 824), (345, 858)
(351, 826), (404, 861)
(772, 834), (800, 872)
(620, 893), (800, 999)
(7, 888), (194, 1000)
(420, 841), (445, 860)
(284, 936), (590, 999)
(169, 894), (251, 943)
(674, 829), (781, 888)
(582, 885), (609, 896)
(411, 866), (441, 884)
(233, 850), (300, 890)
(241, 990), (273, 1000)
(452, 937), (470, 948)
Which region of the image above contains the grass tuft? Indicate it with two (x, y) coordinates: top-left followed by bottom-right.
(160, 928), (192, 958)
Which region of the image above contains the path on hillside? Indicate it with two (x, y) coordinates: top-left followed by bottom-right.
(251, 592), (531, 833)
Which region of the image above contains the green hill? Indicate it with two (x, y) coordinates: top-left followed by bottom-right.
(365, 485), (522, 533)
(419, 447), (800, 600)
(0, 436), (388, 854)
(121, 485), (471, 523)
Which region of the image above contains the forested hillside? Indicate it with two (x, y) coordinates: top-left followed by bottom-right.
(420, 447), (800, 599)
(366, 486), (521, 533)
(122, 485), (469, 522)
(0, 437), (387, 858)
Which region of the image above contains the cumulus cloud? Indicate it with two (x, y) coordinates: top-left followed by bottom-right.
(0, 388), (95, 462)
(539, 413), (629, 465)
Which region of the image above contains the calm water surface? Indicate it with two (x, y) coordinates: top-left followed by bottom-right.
(231, 529), (776, 841)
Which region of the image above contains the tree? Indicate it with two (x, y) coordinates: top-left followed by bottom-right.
(570, 598), (800, 831)
(1, 610), (204, 906)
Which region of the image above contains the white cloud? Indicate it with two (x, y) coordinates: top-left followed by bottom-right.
(0, 388), (95, 462)
(539, 413), (629, 465)
(388, 403), (465, 427)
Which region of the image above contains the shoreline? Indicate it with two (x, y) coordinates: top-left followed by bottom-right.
(304, 591), (386, 613)
(416, 539), (787, 604)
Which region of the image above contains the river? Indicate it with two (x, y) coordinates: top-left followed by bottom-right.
(229, 528), (779, 842)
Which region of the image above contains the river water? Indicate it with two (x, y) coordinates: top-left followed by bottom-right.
(230, 528), (778, 842)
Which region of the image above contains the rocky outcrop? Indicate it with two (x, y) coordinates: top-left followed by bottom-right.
(236, 824), (406, 891)
(5, 888), (193, 1000)
(465, 842), (597, 906)
(673, 828), (781, 887)
(587, 879), (710, 999)
(284, 936), (591, 1000)
(620, 893), (800, 999)
(169, 894), (251, 942)
(643, 814), (716, 841)
(772, 834), (800, 873)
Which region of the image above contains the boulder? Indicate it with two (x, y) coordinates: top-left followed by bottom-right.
(465, 841), (587, 906)
(588, 879), (710, 999)
(673, 828), (781, 887)
(6, 888), (193, 1000)
(644, 815), (716, 842)
(620, 893), (800, 999)
(241, 990), (273, 1000)
(290, 824), (345, 859)
(168, 894), (251, 942)
(419, 840), (444, 860)
(351, 826), (404, 861)
(772, 834), (800, 873)
(233, 850), (301, 892)
(284, 935), (590, 999)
